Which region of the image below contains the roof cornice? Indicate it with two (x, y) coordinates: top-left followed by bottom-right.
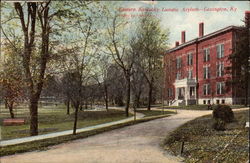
(166, 26), (243, 54)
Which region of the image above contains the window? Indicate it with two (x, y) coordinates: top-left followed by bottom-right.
(222, 99), (225, 104)
(216, 44), (224, 58)
(216, 82), (225, 95)
(216, 100), (220, 104)
(187, 53), (193, 65)
(176, 57), (182, 69)
(203, 48), (210, 62)
(203, 100), (206, 104)
(167, 88), (173, 97)
(178, 88), (184, 99)
(189, 87), (195, 97)
(176, 72), (181, 80)
(208, 100), (211, 104)
(203, 84), (211, 95)
(187, 69), (193, 79)
(203, 66), (210, 79)
(217, 62), (224, 77)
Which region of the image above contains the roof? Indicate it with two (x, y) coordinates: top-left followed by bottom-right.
(166, 25), (243, 54)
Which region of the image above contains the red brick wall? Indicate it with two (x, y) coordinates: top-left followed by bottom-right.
(164, 29), (235, 101)
(197, 31), (233, 99)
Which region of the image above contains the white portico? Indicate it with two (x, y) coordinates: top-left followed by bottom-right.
(173, 78), (197, 106)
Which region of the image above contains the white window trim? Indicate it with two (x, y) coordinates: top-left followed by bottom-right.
(204, 66), (210, 79)
(217, 82), (225, 95)
(217, 44), (224, 58)
(204, 48), (210, 62)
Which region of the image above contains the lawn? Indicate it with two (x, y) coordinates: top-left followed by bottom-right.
(0, 104), (131, 140)
(163, 110), (249, 163)
(164, 104), (246, 110)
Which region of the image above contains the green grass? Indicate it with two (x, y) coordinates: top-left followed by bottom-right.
(163, 110), (249, 163)
(0, 105), (132, 140)
(0, 114), (171, 157)
(163, 104), (246, 110)
(136, 110), (175, 117)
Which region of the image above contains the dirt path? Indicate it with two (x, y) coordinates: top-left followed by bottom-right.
(1, 110), (213, 163)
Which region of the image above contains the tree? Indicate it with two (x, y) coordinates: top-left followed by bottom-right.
(135, 12), (169, 110)
(227, 12), (250, 106)
(105, 12), (137, 117)
(0, 34), (24, 118)
(0, 74), (23, 118)
(106, 64), (126, 106)
(11, 2), (54, 135)
(61, 72), (72, 115)
(92, 54), (112, 112)
(58, 11), (98, 134)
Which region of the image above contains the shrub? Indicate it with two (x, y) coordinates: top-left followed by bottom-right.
(212, 105), (234, 123)
(213, 119), (226, 131)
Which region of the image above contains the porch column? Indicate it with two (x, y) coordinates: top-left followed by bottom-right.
(175, 87), (178, 100)
(185, 86), (188, 105)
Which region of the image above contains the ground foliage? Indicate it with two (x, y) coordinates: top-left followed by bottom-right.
(163, 110), (249, 163)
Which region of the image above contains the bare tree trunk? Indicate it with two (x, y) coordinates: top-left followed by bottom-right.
(5, 99), (8, 109)
(104, 84), (109, 112)
(136, 90), (142, 108)
(147, 83), (153, 111)
(8, 101), (15, 118)
(30, 97), (38, 136)
(85, 102), (88, 109)
(125, 75), (130, 117)
(66, 99), (70, 115)
(73, 105), (79, 135)
(245, 70), (249, 106)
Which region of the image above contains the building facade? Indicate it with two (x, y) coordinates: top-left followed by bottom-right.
(164, 12), (249, 106)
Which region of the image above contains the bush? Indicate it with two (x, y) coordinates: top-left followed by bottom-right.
(212, 105), (234, 123)
(213, 119), (226, 131)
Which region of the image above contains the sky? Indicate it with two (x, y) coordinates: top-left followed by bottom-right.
(118, 1), (250, 47)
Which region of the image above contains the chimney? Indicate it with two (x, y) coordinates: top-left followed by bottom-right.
(181, 31), (185, 44)
(245, 11), (250, 27)
(199, 22), (204, 37)
(175, 41), (179, 47)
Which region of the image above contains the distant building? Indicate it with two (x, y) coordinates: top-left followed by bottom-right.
(164, 11), (249, 106)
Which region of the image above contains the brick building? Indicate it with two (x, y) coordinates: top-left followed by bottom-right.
(164, 12), (249, 106)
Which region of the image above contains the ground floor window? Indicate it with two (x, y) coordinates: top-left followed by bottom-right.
(167, 88), (173, 97)
(216, 82), (225, 95)
(189, 87), (195, 97)
(203, 84), (210, 95)
(208, 100), (211, 104)
(177, 87), (184, 99)
(216, 100), (220, 104)
(203, 100), (206, 104)
(222, 99), (225, 104)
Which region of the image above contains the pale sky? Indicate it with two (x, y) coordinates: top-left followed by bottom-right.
(119, 1), (250, 48)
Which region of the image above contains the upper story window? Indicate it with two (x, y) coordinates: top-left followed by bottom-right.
(187, 69), (193, 79)
(176, 71), (181, 80)
(203, 48), (210, 62)
(203, 84), (211, 95)
(187, 53), (193, 65)
(203, 66), (210, 79)
(216, 44), (224, 58)
(217, 62), (224, 77)
(216, 82), (225, 95)
(176, 57), (182, 69)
